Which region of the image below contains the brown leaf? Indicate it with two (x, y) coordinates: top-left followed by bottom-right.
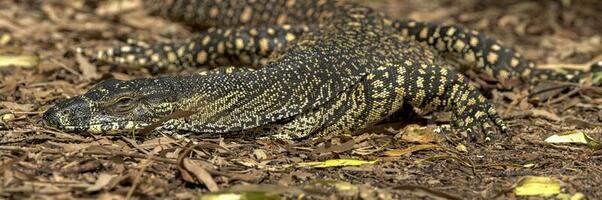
(312, 139), (355, 154)
(383, 144), (441, 157)
(531, 109), (562, 122)
(181, 158), (219, 192)
(76, 53), (100, 80)
(50, 141), (95, 152)
(86, 173), (118, 192)
(400, 125), (441, 143)
(0, 101), (35, 112)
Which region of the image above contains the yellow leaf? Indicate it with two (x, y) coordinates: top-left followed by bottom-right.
(297, 159), (377, 168)
(1, 112), (15, 122)
(383, 144), (440, 157)
(199, 192), (280, 200)
(545, 130), (601, 149)
(455, 143), (467, 152)
(514, 176), (561, 196)
(523, 163), (535, 168)
(0, 55), (38, 68)
(571, 192), (585, 200)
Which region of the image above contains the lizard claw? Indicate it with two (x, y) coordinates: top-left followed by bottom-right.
(450, 100), (509, 143)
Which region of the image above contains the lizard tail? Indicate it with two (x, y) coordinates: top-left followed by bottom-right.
(392, 20), (600, 86)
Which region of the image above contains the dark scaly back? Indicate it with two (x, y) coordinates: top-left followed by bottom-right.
(166, 3), (399, 133)
(143, 0), (338, 28)
(84, 0), (338, 69)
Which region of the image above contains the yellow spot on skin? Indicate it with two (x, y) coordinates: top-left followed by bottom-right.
(120, 46), (131, 52)
(419, 28), (429, 39)
(259, 38), (269, 54)
(521, 68), (531, 78)
(240, 6), (253, 23)
(401, 29), (409, 36)
(196, 51), (208, 64)
(498, 70), (510, 80)
(285, 33), (296, 42)
(202, 36), (211, 46)
(126, 55), (136, 62)
(446, 27), (456, 36)
(286, 0), (296, 7)
(209, 7), (219, 18)
(267, 28), (275, 35)
(217, 42), (225, 53)
(106, 49), (114, 56)
(464, 51), (476, 63)
(511, 57), (520, 67)
(235, 38), (245, 49)
(465, 117), (474, 124)
(167, 52), (177, 62)
(435, 40), (446, 51)
(467, 98), (476, 106)
(249, 28), (258, 36)
(453, 40), (466, 52)
(138, 58), (147, 65)
(487, 52), (498, 64)
(491, 44), (502, 51)
(88, 124), (102, 134)
(475, 111), (485, 118)
(277, 14), (288, 24)
(485, 67), (494, 76)
(177, 47), (185, 56)
(470, 37), (479, 47)
(124, 121), (135, 130)
(151, 54), (160, 62)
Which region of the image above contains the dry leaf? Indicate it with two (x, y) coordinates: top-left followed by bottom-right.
(545, 130), (601, 149)
(0, 101), (35, 112)
(514, 176), (561, 196)
(76, 53), (100, 80)
(297, 159), (377, 168)
(400, 124), (440, 143)
(0, 55), (38, 68)
(383, 144), (440, 157)
(182, 158), (219, 192)
(531, 109), (562, 121)
(86, 173), (118, 192)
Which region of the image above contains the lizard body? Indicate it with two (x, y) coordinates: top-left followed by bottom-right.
(44, 0), (599, 141)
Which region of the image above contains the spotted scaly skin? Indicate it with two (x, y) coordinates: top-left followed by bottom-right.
(45, 0), (597, 142)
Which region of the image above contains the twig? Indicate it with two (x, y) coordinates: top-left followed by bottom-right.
(126, 158), (153, 200)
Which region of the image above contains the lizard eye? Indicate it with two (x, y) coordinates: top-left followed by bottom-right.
(116, 97), (133, 105)
(112, 96), (135, 112)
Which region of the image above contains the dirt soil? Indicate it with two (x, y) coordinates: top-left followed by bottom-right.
(1, 0), (601, 199)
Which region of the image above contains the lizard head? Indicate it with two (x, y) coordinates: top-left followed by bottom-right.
(43, 78), (181, 134)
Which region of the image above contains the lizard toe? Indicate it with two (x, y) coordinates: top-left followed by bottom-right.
(452, 102), (508, 143)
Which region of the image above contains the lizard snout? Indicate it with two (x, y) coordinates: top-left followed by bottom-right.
(43, 96), (91, 131)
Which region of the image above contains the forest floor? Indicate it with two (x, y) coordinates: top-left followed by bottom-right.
(1, 0), (601, 199)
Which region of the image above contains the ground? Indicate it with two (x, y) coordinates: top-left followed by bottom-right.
(1, 0), (601, 199)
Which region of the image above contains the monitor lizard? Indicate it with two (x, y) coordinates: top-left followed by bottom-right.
(43, 0), (600, 142)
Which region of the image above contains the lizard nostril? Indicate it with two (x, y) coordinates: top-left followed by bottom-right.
(43, 108), (61, 127)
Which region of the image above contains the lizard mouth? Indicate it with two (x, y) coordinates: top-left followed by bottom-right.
(59, 121), (150, 134)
